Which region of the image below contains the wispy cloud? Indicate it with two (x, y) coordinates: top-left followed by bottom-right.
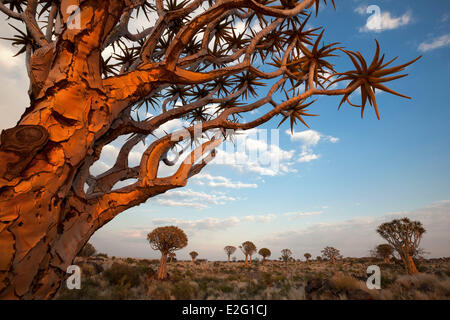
(284, 211), (323, 218)
(286, 130), (339, 163)
(418, 34), (450, 52)
(192, 173), (257, 189)
(154, 188), (236, 209)
(151, 214), (277, 232)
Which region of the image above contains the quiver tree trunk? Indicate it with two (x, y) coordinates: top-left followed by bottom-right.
(0, 0), (181, 299)
(404, 255), (419, 275)
(157, 252), (168, 280)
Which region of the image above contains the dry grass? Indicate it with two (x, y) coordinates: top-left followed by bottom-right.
(55, 257), (450, 300)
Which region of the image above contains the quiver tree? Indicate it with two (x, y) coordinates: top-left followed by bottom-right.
(321, 246), (341, 264)
(239, 241), (256, 266)
(280, 248), (292, 264)
(189, 251), (198, 262)
(258, 248), (271, 263)
(168, 252), (176, 263)
(373, 244), (394, 264)
(377, 218), (425, 274)
(224, 245), (236, 263)
(304, 252), (311, 262)
(147, 226), (187, 280)
(0, 0), (420, 299)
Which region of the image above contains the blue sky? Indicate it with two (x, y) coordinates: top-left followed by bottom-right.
(1, 0), (449, 260)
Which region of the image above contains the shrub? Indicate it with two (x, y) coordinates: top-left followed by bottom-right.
(172, 280), (196, 299)
(329, 273), (361, 291)
(78, 243), (96, 257)
(103, 263), (140, 287)
(56, 278), (103, 300)
(79, 262), (97, 276)
(149, 282), (172, 300)
(125, 258), (136, 264)
(218, 283), (234, 293)
(381, 273), (397, 287)
(246, 280), (265, 296)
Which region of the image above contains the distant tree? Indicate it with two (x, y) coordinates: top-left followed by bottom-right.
(189, 251), (199, 262)
(239, 241), (257, 266)
(373, 244), (394, 264)
(232, 257), (237, 263)
(224, 246), (237, 263)
(147, 226), (188, 280)
(304, 253), (312, 262)
(377, 218), (425, 274)
(281, 249), (292, 264)
(77, 243), (96, 257)
(168, 252), (176, 263)
(258, 248), (271, 263)
(321, 246), (342, 264)
(316, 256), (322, 262)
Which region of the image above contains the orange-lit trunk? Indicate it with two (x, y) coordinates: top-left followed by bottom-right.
(244, 254), (248, 266)
(157, 252), (168, 280)
(405, 255), (419, 275)
(0, 87), (110, 299)
(0, 0), (129, 299)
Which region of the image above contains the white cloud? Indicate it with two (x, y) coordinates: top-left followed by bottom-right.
(0, 21), (30, 130)
(298, 152), (319, 163)
(289, 129), (322, 145)
(354, 5), (367, 15)
(356, 6), (412, 33)
(284, 211), (323, 218)
(151, 213), (276, 232)
(212, 129), (297, 176)
(418, 34), (450, 52)
(442, 13), (449, 23)
(120, 229), (146, 239)
(154, 188), (236, 209)
(192, 173), (257, 189)
(287, 129), (339, 163)
(0, 42), (21, 70)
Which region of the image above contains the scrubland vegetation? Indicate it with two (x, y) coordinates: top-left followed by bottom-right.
(56, 255), (450, 300)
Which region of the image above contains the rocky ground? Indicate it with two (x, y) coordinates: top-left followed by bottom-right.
(55, 256), (450, 300)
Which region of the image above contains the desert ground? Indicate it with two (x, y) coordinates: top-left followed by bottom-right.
(55, 255), (450, 300)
